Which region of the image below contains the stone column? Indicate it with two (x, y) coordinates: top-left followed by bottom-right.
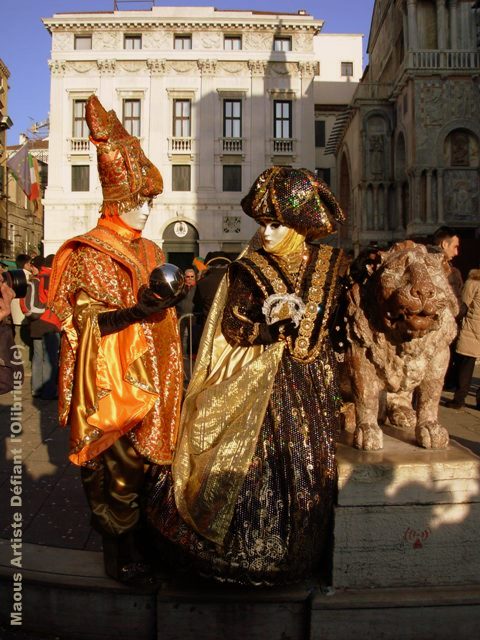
(146, 59), (167, 184)
(373, 185), (379, 230)
(450, 0), (458, 49)
(407, 0), (418, 50)
(45, 60), (66, 196)
(248, 60), (268, 184)
(197, 60), (217, 194)
(426, 169), (433, 223)
(436, 0), (447, 49)
(437, 168), (445, 223)
(395, 183), (404, 230)
(298, 62), (317, 169)
(409, 169), (421, 224)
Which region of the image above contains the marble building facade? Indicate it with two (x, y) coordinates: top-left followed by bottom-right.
(42, 6), (361, 263)
(332, 0), (480, 260)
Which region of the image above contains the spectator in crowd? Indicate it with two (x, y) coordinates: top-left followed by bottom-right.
(432, 226), (463, 389)
(0, 279), (23, 394)
(446, 264), (480, 410)
(432, 226), (463, 301)
(10, 253), (38, 360)
(176, 267), (199, 380)
(22, 254), (61, 400)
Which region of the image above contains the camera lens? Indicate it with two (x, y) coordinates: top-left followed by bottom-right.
(4, 269), (28, 299)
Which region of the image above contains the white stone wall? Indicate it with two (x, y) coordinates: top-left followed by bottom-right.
(43, 6), (361, 257)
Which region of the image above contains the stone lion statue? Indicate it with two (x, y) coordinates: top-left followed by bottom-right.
(343, 240), (459, 450)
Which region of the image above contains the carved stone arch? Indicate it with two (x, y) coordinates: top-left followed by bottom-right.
(162, 219), (199, 269)
(363, 109), (393, 182)
(443, 128), (479, 169)
(435, 119), (480, 168)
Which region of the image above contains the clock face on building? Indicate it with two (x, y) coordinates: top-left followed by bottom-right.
(174, 221), (188, 238)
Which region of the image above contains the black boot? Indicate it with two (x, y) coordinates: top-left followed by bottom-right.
(102, 530), (157, 587)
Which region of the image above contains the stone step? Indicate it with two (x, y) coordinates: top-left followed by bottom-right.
(1, 539), (480, 640)
(334, 432), (480, 589)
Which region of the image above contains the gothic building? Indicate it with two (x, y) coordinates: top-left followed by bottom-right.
(42, 6), (361, 263)
(332, 0), (480, 267)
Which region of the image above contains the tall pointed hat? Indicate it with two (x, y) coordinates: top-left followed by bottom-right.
(85, 94), (163, 217)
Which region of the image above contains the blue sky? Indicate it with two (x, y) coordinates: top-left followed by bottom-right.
(0, 0), (375, 144)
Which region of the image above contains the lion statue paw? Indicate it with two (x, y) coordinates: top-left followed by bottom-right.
(386, 404), (417, 430)
(415, 421), (449, 449)
(354, 423), (384, 450)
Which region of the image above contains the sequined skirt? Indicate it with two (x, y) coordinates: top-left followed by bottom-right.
(146, 349), (340, 586)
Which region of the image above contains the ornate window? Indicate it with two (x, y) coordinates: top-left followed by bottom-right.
(172, 165), (191, 191)
(74, 35), (92, 50)
(341, 61), (353, 77)
(124, 35), (142, 50)
(72, 100), (87, 138)
(224, 35), (242, 50)
(71, 165), (89, 192)
(223, 100), (242, 138)
(273, 36), (292, 52)
(174, 35), (192, 50)
(122, 99), (141, 137)
(273, 100), (292, 139)
(173, 100), (191, 138)
(223, 165), (242, 192)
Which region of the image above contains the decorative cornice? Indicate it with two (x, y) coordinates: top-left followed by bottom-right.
(248, 60), (267, 76)
(97, 59), (116, 74)
(197, 59), (217, 75)
(45, 20), (320, 34)
(298, 61), (318, 77)
(146, 58), (167, 75)
(48, 59), (66, 75)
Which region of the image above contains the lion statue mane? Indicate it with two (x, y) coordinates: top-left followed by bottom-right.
(343, 240), (459, 450)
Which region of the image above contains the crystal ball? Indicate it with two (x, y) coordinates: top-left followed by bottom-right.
(149, 263), (185, 299)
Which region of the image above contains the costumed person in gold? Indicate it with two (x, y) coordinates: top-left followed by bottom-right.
(147, 167), (346, 585)
(48, 95), (183, 584)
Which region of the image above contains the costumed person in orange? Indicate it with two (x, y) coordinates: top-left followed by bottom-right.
(48, 95), (183, 584)
(147, 167), (347, 586)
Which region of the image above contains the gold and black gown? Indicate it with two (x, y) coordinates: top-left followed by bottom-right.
(146, 242), (345, 585)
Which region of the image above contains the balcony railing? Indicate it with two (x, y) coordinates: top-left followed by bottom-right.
(69, 137), (90, 153)
(407, 50), (480, 71)
(272, 138), (294, 154)
(222, 137), (243, 153)
(169, 137), (192, 153)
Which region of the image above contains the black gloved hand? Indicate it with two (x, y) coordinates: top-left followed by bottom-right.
(97, 285), (186, 337)
(258, 318), (297, 344)
(136, 285), (182, 315)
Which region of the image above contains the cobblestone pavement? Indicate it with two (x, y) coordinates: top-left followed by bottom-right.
(1, 368), (479, 553)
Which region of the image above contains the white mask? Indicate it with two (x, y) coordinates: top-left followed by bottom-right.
(260, 221), (290, 251)
(119, 200), (151, 231)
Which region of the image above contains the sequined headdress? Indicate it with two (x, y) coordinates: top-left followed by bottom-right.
(85, 95), (163, 217)
(241, 167), (345, 238)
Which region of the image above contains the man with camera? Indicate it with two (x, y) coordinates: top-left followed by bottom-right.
(48, 95), (183, 585)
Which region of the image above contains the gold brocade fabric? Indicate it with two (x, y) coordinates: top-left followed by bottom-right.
(147, 241), (345, 585)
(49, 221), (183, 466)
(172, 271), (285, 543)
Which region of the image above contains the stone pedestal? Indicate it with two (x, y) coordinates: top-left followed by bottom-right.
(333, 429), (480, 589)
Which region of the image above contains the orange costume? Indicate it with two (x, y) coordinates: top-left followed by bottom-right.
(48, 95), (183, 583)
